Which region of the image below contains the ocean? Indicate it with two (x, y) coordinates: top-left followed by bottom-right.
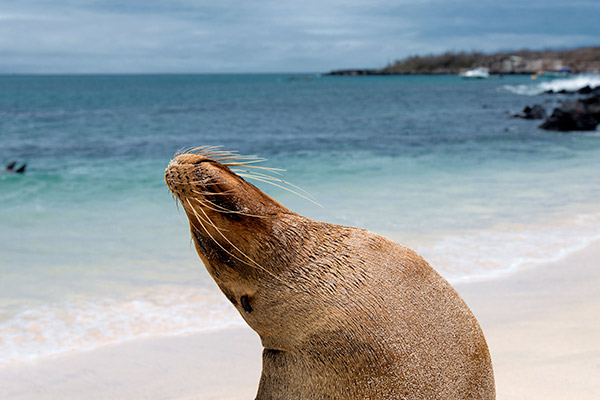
(1, 73), (600, 365)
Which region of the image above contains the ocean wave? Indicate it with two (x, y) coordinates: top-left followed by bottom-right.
(418, 213), (600, 283)
(0, 286), (244, 366)
(502, 74), (600, 96)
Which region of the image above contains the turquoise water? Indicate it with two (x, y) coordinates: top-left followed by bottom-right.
(1, 73), (600, 364)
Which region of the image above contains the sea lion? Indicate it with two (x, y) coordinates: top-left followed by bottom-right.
(165, 147), (495, 399)
(4, 161), (26, 174)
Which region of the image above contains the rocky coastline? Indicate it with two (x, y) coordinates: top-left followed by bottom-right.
(326, 47), (600, 76)
(513, 86), (600, 132)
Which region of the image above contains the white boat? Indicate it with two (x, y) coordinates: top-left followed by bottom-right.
(459, 67), (489, 79)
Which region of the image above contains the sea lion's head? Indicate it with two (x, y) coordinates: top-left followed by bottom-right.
(165, 148), (287, 240)
(165, 148), (321, 349)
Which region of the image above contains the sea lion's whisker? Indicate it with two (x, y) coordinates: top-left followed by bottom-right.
(229, 165), (285, 176)
(190, 189), (236, 196)
(190, 191), (269, 219)
(197, 205), (279, 280)
(191, 196), (256, 221)
(223, 159), (277, 166)
(226, 165), (286, 175)
(202, 150), (241, 157)
(232, 170), (317, 201)
(181, 146), (271, 165)
(179, 147), (285, 175)
(171, 193), (181, 214)
(186, 199), (254, 266)
(190, 147), (262, 163)
(187, 197), (259, 268)
(238, 173), (323, 208)
(178, 145), (218, 157)
(184, 199), (213, 227)
(175, 146), (194, 156)
(204, 152), (240, 160)
(194, 203), (281, 281)
(170, 180), (220, 187)
(184, 200), (214, 245)
(186, 199), (232, 247)
(231, 169), (279, 179)
(195, 148), (227, 154)
(218, 156), (266, 162)
(191, 145), (222, 154)
(189, 196), (235, 219)
(179, 146), (233, 159)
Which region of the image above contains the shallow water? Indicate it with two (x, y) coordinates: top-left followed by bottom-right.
(1, 73), (599, 364)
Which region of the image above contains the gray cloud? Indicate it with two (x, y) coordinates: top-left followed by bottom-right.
(0, 0), (598, 73)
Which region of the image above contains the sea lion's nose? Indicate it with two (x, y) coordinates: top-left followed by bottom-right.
(165, 154), (216, 193)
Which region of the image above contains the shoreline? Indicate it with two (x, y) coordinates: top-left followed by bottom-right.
(0, 327), (263, 400)
(456, 238), (600, 399)
(1, 239), (599, 399)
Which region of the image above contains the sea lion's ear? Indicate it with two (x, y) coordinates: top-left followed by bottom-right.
(241, 295), (253, 313)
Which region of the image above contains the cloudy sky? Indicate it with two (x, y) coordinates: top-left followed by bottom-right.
(1, 0), (598, 73)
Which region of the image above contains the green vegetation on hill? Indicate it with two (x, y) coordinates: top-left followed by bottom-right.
(327, 47), (600, 75)
(382, 52), (488, 74)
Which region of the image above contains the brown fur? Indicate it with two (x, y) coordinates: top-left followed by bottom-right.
(165, 150), (495, 399)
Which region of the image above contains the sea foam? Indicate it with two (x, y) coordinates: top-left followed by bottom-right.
(502, 74), (600, 96)
(0, 286), (244, 366)
(418, 212), (600, 283)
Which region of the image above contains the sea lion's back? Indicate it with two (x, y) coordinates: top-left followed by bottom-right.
(361, 232), (496, 399)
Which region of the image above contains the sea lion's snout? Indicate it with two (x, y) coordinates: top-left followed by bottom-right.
(165, 153), (236, 203)
(165, 154), (214, 190)
(165, 149), (287, 223)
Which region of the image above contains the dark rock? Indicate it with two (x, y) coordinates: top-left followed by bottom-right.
(325, 69), (379, 76)
(544, 85), (600, 96)
(583, 94), (600, 122)
(539, 102), (599, 131)
(581, 94), (600, 106)
(514, 104), (547, 120)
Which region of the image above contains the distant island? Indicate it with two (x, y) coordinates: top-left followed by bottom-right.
(326, 47), (600, 76)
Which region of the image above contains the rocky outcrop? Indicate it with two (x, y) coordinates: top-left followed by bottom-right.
(544, 86), (600, 95)
(539, 93), (600, 131)
(513, 104), (547, 120)
(578, 85), (594, 94)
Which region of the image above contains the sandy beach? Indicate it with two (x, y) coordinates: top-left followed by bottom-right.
(1, 239), (599, 399)
(458, 238), (600, 399)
